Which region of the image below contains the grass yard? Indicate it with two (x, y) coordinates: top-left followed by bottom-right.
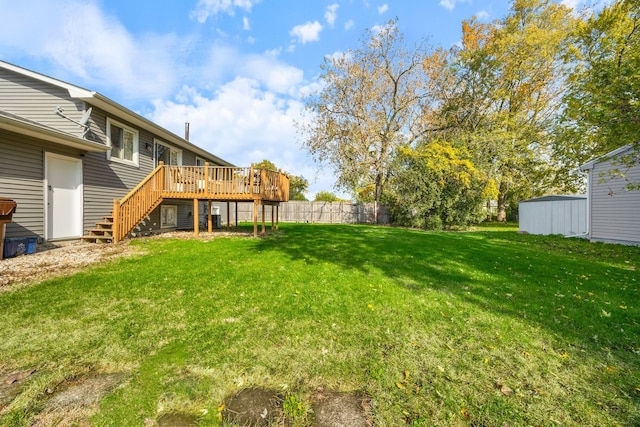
(0, 223), (639, 426)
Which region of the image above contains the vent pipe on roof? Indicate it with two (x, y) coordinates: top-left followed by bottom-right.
(185, 122), (190, 141)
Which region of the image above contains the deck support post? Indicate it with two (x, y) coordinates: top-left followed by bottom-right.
(226, 202), (230, 230)
(261, 203), (266, 235)
(253, 200), (259, 237)
(207, 200), (212, 233)
(276, 204), (279, 230)
(193, 198), (199, 237)
(271, 205), (275, 230)
(112, 199), (120, 243)
(235, 202), (239, 228)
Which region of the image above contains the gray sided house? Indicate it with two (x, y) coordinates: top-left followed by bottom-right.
(580, 144), (640, 245)
(0, 60), (232, 243)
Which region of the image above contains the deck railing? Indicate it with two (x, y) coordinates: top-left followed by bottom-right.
(162, 165), (289, 201)
(112, 163), (289, 242)
(113, 162), (165, 242)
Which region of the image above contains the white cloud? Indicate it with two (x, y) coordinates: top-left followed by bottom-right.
(344, 19), (355, 30)
(378, 4), (389, 14)
(149, 76), (341, 198)
(325, 3), (339, 27)
(199, 44), (304, 94)
(289, 21), (323, 44)
(243, 16), (251, 30)
(476, 10), (490, 21)
(0, 0), (184, 101)
(190, 0), (258, 23)
(0, 0), (341, 197)
(439, 0), (469, 11)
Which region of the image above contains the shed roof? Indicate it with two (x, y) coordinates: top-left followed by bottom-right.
(520, 195), (587, 203)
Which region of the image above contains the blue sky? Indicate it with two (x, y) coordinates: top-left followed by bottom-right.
(0, 0), (586, 198)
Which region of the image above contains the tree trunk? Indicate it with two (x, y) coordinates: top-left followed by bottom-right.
(374, 173), (383, 224)
(496, 181), (509, 222)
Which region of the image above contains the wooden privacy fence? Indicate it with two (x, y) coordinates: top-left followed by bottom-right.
(226, 201), (390, 225)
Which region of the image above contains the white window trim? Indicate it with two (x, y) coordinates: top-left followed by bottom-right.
(160, 205), (178, 228)
(154, 139), (182, 166)
(106, 118), (139, 167)
(195, 156), (206, 167)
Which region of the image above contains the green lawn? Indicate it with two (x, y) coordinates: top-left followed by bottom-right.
(1, 223), (639, 426)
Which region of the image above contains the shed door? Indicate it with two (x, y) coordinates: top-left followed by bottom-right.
(46, 153), (83, 240)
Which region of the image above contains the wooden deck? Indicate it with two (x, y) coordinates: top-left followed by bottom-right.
(110, 163), (289, 242)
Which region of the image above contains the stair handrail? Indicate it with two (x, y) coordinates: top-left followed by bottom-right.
(112, 161), (165, 242)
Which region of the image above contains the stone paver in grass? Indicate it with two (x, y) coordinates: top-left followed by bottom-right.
(157, 412), (199, 426)
(222, 388), (282, 426)
(313, 389), (373, 427)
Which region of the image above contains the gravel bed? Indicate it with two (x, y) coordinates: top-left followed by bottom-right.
(0, 240), (142, 289)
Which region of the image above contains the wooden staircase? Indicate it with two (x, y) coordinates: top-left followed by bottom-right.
(81, 216), (114, 243)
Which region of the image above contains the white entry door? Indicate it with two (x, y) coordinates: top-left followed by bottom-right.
(46, 153), (83, 240)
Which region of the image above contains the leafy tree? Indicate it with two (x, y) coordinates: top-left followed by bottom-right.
(437, 0), (575, 220)
(254, 159), (309, 200)
(254, 159), (278, 171)
(314, 191), (342, 202)
(384, 142), (487, 229)
(289, 175), (309, 201)
(555, 0), (640, 184)
(298, 19), (440, 207)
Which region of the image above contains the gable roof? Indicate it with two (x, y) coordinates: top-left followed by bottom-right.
(579, 144), (635, 171)
(0, 109), (108, 152)
(0, 60), (233, 166)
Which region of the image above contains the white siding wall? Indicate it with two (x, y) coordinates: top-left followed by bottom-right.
(589, 153), (640, 244)
(519, 199), (587, 236)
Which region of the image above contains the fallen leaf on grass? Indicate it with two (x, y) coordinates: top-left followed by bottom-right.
(502, 385), (513, 396)
(461, 407), (470, 419)
(495, 382), (513, 396)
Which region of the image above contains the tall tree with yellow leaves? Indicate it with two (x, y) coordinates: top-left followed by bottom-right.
(439, 0), (575, 220)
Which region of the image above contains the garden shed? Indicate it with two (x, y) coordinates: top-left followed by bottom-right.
(518, 195), (587, 237)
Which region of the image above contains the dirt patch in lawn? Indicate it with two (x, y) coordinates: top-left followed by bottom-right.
(30, 372), (126, 427)
(0, 368), (37, 412)
(220, 387), (373, 427)
(313, 388), (373, 427)
(222, 388), (283, 426)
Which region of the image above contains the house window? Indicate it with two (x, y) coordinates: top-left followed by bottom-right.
(107, 119), (139, 166)
(155, 140), (182, 166)
(160, 205), (177, 228)
(195, 157), (206, 167)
